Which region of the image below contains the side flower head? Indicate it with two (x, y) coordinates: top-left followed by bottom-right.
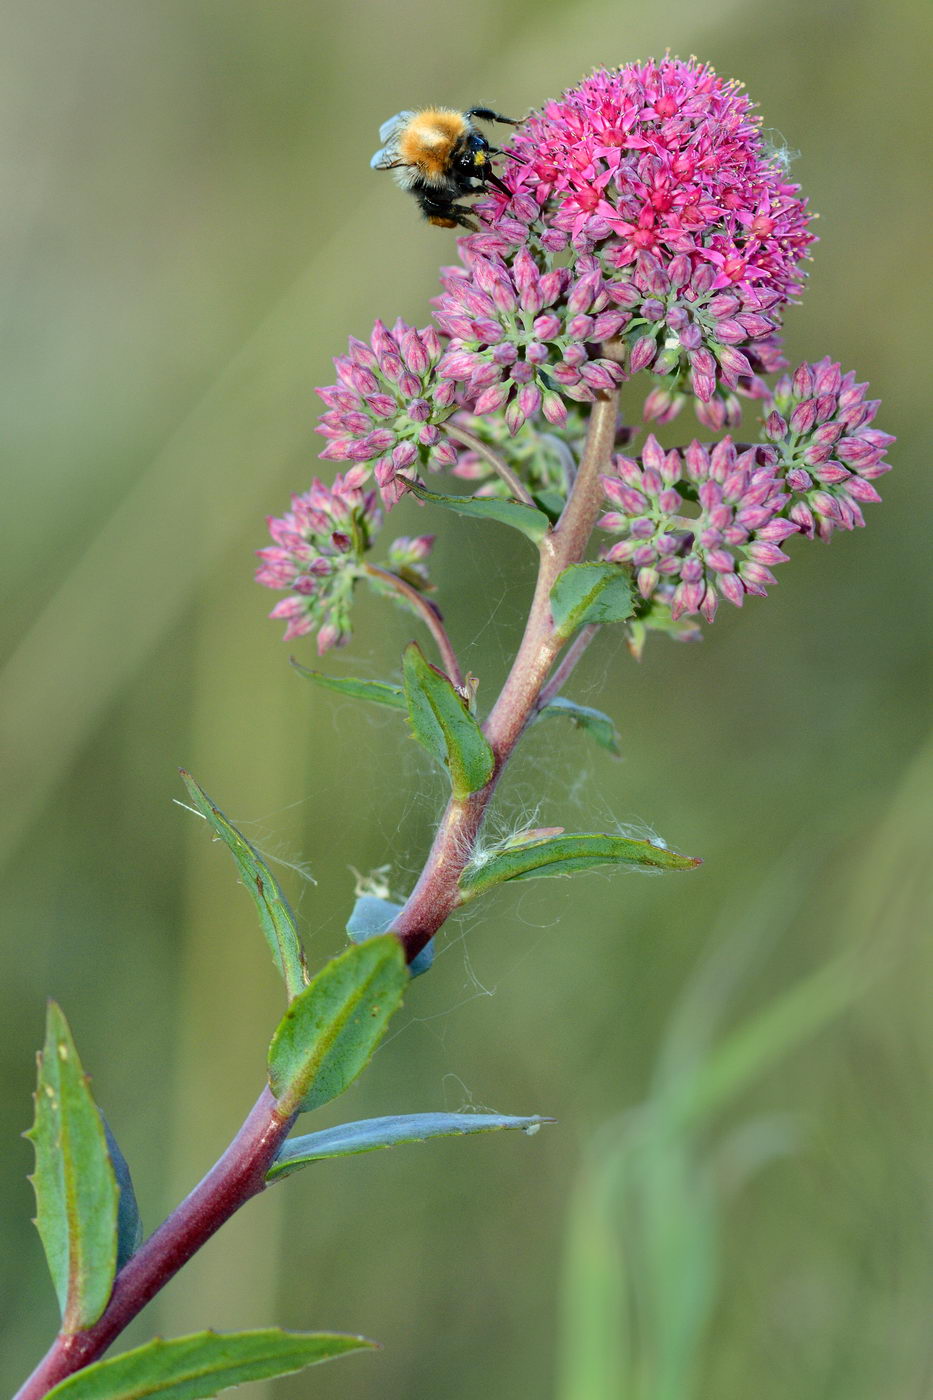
(316, 319), (459, 507)
(764, 357), (894, 539)
(600, 435), (797, 623)
(256, 467), (381, 652)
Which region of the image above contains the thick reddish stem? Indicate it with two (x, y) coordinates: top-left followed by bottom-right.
(392, 392), (619, 961)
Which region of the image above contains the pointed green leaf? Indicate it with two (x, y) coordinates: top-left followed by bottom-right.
(409, 481), (551, 543)
(346, 894), (433, 978)
(291, 662), (406, 711)
(267, 1112), (553, 1181)
(402, 643), (494, 799)
(268, 935), (407, 1115)
(460, 832), (701, 899)
(42, 1329), (375, 1400)
(101, 1116), (143, 1269)
(549, 563), (635, 640)
(540, 696), (621, 756)
(180, 772), (308, 1001)
(29, 1002), (119, 1332)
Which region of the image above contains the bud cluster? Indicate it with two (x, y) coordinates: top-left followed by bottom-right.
(316, 319), (458, 507)
(435, 249), (627, 433)
(763, 357), (893, 540)
(256, 468), (382, 652)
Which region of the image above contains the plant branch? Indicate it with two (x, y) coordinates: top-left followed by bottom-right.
(364, 564), (464, 688)
(15, 390), (621, 1397)
(535, 624), (600, 713)
(391, 391), (620, 961)
(444, 423), (537, 506)
(14, 1087), (296, 1400)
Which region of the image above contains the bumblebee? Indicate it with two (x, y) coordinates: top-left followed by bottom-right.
(370, 106), (520, 230)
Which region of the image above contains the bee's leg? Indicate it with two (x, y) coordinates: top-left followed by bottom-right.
(416, 188), (479, 232)
(467, 107), (521, 126)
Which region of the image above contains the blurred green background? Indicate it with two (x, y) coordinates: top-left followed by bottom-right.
(2, 1), (931, 1397)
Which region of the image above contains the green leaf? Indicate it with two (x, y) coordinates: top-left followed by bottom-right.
(402, 643), (495, 799)
(409, 481), (551, 543)
(549, 563), (635, 640)
(100, 1116), (143, 1269)
(268, 935), (408, 1116)
(27, 1002), (119, 1333)
(346, 894), (433, 978)
(42, 1329), (375, 1400)
(180, 772), (308, 1001)
(291, 662), (406, 711)
(540, 696), (621, 756)
(267, 1112), (553, 1181)
(460, 832), (701, 900)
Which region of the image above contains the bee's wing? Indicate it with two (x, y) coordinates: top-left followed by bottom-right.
(370, 145), (402, 170)
(378, 110), (414, 143)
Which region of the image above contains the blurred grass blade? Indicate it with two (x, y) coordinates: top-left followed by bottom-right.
(27, 1002), (119, 1333)
(539, 696), (621, 756)
(556, 1152), (631, 1400)
(460, 832), (700, 900)
(267, 935), (407, 1116)
(267, 1111), (552, 1180)
(100, 1115), (143, 1269)
(549, 563), (634, 640)
(180, 771), (308, 1001)
(290, 662), (406, 710)
(665, 954), (868, 1129)
(402, 642), (494, 799)
(42, 1328), (376, 1400)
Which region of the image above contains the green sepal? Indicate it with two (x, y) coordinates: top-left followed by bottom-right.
(180, 772), (308, 1001)
(549, 562), (635, 640)
(540, 696), (621, 756)
(267, 1112), (554, 1181)
(402, 642), (495, 799)
(41, 1328), (375, 1400)
(101, 1115), (143, 1269)
(346, 894), (433, 978)
(460, 832), (701, 900)
(267, 935), (408, 1116)
(28, 1002), (119, 1333)
(409, 481), (551, 543)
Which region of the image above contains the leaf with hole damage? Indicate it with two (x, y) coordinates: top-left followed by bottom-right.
(460, 832), (701, 900)
(409, 481), (551, 543)
(540, 697), (621, 756)
(267, 1112), (554, 1181)
(402, 643), (494, 799)
(180, 772), (308, 1001)
(291, 662), (406, 711)
(549, 563), (635, 640)
(27, 1002), (119, 1333)
(268, 936), (407, 1115)
(42, 1328), (375, 1400)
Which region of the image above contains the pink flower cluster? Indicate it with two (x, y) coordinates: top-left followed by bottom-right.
(316, 319), (458, 507)
(600, 436), (797, 622)
(435, 249), (626, 432)
(599, 357), (893, 623)
(764, 357), (893, 539)
(472, 58), (815, 417)
(256, 467), (382, 652)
